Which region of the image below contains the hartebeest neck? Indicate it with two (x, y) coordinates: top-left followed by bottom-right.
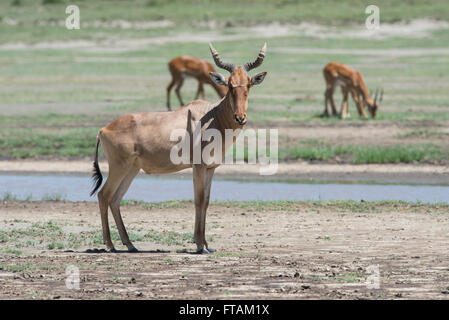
(211, 92), (244, 133)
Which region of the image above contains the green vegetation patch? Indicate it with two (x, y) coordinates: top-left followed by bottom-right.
(0, 127), (98, 159)
(280, 143), (446, 164)
(144, 229), (194, 246)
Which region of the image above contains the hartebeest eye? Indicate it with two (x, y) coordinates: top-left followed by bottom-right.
(209, 72), (228, 87)
(251, 72), (267, 86)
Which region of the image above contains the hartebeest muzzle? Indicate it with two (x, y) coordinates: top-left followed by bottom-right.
(234, 114), (247, 125)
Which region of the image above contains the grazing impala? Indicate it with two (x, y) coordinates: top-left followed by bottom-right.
(166, 56), (228, 110)
(90, 43), (267, 253)
(323, 62), (382, 119)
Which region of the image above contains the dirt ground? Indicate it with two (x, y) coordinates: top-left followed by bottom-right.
(1, 201), (449, 299)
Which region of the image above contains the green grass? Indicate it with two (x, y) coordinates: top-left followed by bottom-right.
(280, 143), (447, 164)
(0, 127), (99, 159)
(337, 272), (366, 283)
(397, 129), (449, 139)
(3, 249), (23, 255)
(41, 193), (66, 201)
(144, 229), (195, 246)
(47, 241), (64, 250)
(1, 192), (32, 202)
(121, 199), (191, 209)
(1, 191), (18, 201)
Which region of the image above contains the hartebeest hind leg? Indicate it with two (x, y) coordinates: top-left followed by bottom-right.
(97, 165), (131, 252)
(192, 165), (215, 253)
(109, 165), (140, 252)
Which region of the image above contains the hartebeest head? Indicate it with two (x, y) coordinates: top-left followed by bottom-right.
(208, 43), (267, 125)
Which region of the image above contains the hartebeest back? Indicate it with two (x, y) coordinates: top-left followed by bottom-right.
(90, 43), (267, 253)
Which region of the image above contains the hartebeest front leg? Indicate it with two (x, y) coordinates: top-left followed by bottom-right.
(202, 167), (215, 251)
(192, 165), (215, 254)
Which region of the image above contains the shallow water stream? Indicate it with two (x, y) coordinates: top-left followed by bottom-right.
(1, 174), (448, 204)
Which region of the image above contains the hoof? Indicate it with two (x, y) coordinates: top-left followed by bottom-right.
(196, 248), (212, 254)
(108, 247), (117, 253)
(206, 248), (216, 253)
(128, 247), (139, 253)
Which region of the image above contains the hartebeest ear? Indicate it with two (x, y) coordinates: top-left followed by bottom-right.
(251, 72), (267, 86)
(209, 72), (228, 86)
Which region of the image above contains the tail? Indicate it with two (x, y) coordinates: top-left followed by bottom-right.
(90, 133), (103, 196)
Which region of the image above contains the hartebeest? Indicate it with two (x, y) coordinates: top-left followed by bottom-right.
(323, 62), (382, 118)
(166, 56), (228, 110)
(90, 43), (267, 253)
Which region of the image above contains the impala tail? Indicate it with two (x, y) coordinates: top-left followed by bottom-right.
(90, 133), (103, 196)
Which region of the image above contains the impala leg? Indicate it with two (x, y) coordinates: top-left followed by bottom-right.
(200, 83), (206, 100)
(194, 81), (204, 100)
(109, 165), (140, 252)
(175, 78), (185, 106)
(358, 93), (369, 118)
(340, 87), (350, 119)
(97, 166), (129, 252)
(323, 89), (330, 117)
(166, 78), (176, 111)
(329, 86), (338, 117)
(352, 91), (367, 118)
(193, 165), (209, 253)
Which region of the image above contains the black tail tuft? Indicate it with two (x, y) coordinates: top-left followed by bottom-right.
(90, 133), (103, 197)
(90, 160), (103, 196)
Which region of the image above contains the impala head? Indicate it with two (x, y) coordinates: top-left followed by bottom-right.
(367, 88), (383, 118)
(208, 43), (267, 125)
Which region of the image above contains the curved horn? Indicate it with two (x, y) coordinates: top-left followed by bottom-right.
(209, 43), (235, 73)
(379, 88), (384, 103)
(244, 42), (267, 72)
(374, 88), (379, 105)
